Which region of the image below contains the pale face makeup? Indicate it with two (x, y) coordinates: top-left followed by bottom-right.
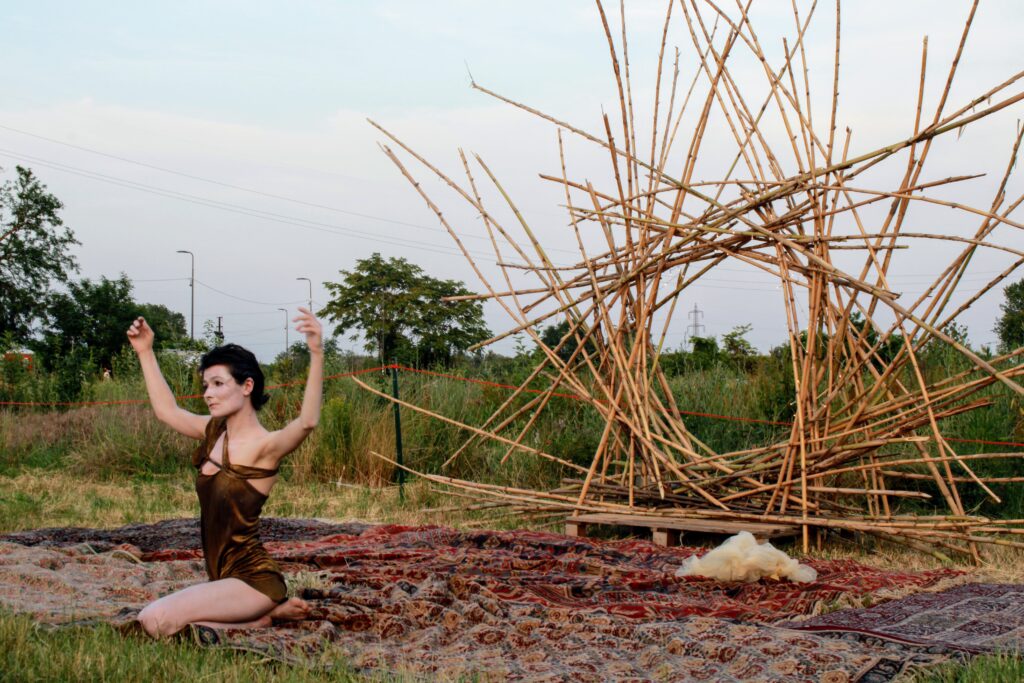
(202, 364), (252, 417)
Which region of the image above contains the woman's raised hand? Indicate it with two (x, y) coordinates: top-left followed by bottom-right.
(126, 317), (155, 354)
(293, 307), (323, 353)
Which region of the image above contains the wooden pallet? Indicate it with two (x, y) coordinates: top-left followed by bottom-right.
(564, 513), (798, 547)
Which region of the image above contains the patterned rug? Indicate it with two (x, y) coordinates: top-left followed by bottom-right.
(784, 582), (1024, 655)
(0, 519), (980, 682)
(1, 517), (372, 552)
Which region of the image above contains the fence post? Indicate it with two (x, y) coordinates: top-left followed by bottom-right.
(390, 361), (405, 502)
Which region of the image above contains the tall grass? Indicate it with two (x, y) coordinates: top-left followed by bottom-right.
(0, 353), (1021, 683)
(1, 351), (1018, 513)
(0, 406), (194, 480)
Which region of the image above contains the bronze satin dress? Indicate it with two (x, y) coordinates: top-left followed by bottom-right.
(192, 417), (288, 603)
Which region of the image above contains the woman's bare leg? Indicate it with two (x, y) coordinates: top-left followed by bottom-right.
(138, 578), (277, 638)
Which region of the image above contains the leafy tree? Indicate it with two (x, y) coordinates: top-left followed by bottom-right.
(0, 166), (78, 342)
(722, 324), (756, 358)
(688, 335), (720, 369)
(36, 274), (188, 371)
(136, 303), (188, 348)
(996, 279), (1024, 353)
(320, 253), (490, 366)
(721, 324), (757, 371)
(271, 337), (340, 380)
(538, 319), (597, 363)
(842, 313), (903, 367)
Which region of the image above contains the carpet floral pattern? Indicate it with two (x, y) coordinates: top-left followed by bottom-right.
(0, 519), (989, 682)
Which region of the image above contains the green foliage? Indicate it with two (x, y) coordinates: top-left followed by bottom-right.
(320, 253), (490, 366)
(308, 396), (395, 484)
(137, 302), (189, 348)
(35, 274), (135, 372)
(538, 319), (597, 363)
(270, 338), (342, 383)
(995, 278), (1024, 353)
(680, 335), (721, 370)
(754, 349), (797, 422)
(909, 652), (1024, 682)
(34, 274), (189, 378)
(668, 364), (789, 454)
(722, 324), (755, 358)
(52, 346), (99, 402)
(722, 324), (757, 370)
(844, 312), (904, 368)
(0, 166), (79, 343)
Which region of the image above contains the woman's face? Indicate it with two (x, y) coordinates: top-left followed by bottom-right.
(202, 364), (253, 417)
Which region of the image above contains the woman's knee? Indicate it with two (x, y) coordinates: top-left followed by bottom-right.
(138, 601), (181, 638)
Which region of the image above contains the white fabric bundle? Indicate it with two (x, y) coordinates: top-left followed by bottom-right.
(675, 531), (818, 583)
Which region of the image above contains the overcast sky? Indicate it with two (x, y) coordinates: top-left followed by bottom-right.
(1, 1), (1022, 361)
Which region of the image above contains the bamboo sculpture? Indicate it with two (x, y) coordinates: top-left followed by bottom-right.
(366, 0), (1024, 560)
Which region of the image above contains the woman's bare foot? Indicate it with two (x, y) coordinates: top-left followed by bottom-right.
(268, 597), (310, 622)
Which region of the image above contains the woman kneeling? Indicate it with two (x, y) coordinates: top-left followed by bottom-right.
(127, 308), (323, 637)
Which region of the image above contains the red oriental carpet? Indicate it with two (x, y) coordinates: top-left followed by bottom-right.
(0, 519), (983, 682)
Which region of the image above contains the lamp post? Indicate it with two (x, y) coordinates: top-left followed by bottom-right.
(277, 308), (289, 353)
(296, 277), (312, 311)
(176, 250), (195, 339)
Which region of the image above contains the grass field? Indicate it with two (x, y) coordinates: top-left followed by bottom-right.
(1, 356), (1022, 681)
(2, 472), (1022, 682)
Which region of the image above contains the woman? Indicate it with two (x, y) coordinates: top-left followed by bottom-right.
(127, 307), (323, 637)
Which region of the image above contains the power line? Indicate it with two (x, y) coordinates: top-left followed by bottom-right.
(0, 147), (519, 261)
(221, 325), (282, 337)
(194, 309), (291, 317)
(2, 131), (1013, 283)
(0, 127), (585, 260)
(0, 122), (476, 234)
(194, 279), (306, 307)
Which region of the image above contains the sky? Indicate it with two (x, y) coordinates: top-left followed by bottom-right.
(1, 1), (1022, 361)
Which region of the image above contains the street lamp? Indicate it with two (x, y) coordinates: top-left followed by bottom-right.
(277, 308), (289, 353)
(176, 250), (195, 339)
(296, 277), (313, 311)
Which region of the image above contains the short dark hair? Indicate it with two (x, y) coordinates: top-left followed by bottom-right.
(198, 344), (269, 410)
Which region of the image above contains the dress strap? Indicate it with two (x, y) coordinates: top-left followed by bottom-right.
(192, 417), (225, 469)
(220, 425), (280, 480)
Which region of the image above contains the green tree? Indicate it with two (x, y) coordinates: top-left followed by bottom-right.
(0, 166), (79, 342)
(320, 253), (490, 366)
(688, 335), (720, 369)
(538, 319), (597, 363)
(36, 274), (188, 371)
(136, 303), (189, 348)
(722, 324), (756, 358)
(996, 279), (1024, 353)
(271, 337), (340, 380)
(843, 313), (903, 367)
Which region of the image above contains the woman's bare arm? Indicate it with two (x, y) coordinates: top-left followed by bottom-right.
(260, 308), (323, 462)
(128, 317), (209, 440)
